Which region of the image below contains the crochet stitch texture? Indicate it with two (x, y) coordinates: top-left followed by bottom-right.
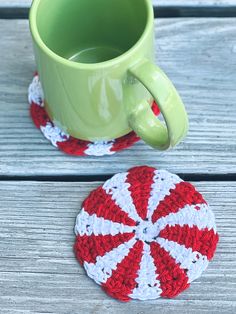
(28, 74), (160, 156)
(74, 166), (219, 302)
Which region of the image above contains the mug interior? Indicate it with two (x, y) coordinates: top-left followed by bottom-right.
(34, 0), (149, 64)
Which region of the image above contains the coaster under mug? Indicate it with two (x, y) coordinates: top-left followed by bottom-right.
(28, 74), (160, 157)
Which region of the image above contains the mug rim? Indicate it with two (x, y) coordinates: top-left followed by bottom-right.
(29, 0), (154, 69)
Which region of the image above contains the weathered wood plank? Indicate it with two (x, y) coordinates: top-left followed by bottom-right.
(0, 0), (30, 7)
(0, 0), (234, 9)
(155, 0), (236, 6)
(0, 181), (235, 313)
(0, 18), (236, 176)
(153, 0), (236, 18)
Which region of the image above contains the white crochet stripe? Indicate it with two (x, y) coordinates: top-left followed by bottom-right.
(85, 141), (115, 156)
(84, 237), (137, 285)
(74, 209), (135, 236)
(40, 123), (69, 147)
(130, 243), (162, 300)
(156, 238), (209, 283)
(147, 170), (182, 220)
(28, 75), (44, 107)
(156, 203), (217, 233)
(29, 75), (69, 147)
(103, 172), (141, 222)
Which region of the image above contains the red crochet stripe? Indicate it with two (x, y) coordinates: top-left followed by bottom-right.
(110, 131), (140, 152)
(126, 166), (156, 220)
(57, 138), (89, 156)
(110, 102), (160, 152)
(150, 242), (189, 298)
(30, 103), (49, 128)
(74, 233), (135, 265)
(102, 240), (143, 302)
(152, 182), (207, 223)
(160, 225), (219, 260)
(83, 186), (136, 226)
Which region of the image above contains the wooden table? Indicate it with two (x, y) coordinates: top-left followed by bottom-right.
(0, 1), (235, 313)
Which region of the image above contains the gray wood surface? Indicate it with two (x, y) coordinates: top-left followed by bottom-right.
(0, 18), (236, 176)
(0, 0), (234, 8)
(0, 180), (235, 314)
(155, 0), (236, 6)
(0, 0), (30, 7)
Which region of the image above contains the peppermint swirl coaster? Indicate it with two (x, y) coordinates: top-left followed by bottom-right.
(28, 74), (160, 157)
(74, 166), (219, 302)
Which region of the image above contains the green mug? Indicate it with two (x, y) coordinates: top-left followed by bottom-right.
(30, 0), (188, 150)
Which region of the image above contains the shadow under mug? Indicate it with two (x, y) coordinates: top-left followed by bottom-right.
(30, 0), (189, 150)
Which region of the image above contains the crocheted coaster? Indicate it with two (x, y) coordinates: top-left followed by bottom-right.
(74, 166), (219, 302)
(28, 75), (160, 157)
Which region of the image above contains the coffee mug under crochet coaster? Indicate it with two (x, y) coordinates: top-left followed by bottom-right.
(74, 166), (219, 302)
(28, 74), (160, 157)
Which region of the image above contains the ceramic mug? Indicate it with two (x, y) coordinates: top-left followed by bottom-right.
(30, 0), (188, 150)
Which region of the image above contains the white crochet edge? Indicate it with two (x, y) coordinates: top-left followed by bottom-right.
(28, 75), (44, 107)
(40, 123), (69, 147)
(85, 141), (115, 156)
(75, 170), (218, 301)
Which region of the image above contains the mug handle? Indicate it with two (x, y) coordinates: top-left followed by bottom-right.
(127, 59), (189, 150)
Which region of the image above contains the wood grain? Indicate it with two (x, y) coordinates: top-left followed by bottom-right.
(155, 0), (236, 6)
(0, 0), (234, 8)
(0, 180), (235, 313)
(0, 0), (30, 7)
(0, 19), (236, 176)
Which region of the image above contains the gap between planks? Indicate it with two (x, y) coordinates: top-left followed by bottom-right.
(0, 173), (236, 183)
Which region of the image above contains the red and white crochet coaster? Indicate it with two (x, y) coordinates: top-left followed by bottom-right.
(28, 75), (160, 157)
(74, 166), (219, 302)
